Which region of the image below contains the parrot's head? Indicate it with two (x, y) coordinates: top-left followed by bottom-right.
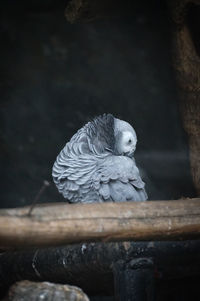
(114, 118), (137, 157)
(87, 114), (137, 157)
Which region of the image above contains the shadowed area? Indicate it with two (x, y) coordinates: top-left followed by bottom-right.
(0, 0), (195, 208)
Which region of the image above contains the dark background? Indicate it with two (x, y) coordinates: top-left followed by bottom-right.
(0, 2), (199, 301)
(0, 0), (196, 208)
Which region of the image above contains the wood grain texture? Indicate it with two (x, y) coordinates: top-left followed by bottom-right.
(0, 199), (200, 248)
(169, 0), (200, 195)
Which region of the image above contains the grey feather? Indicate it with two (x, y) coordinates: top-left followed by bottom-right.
(52, 114), (148, 203)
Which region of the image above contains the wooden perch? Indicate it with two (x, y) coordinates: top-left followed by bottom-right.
(0, 199), (200, 248)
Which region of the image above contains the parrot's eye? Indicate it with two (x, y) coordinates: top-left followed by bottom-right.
(128, 139), (132, 144)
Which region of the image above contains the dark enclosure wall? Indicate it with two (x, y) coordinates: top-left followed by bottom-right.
(0, 0), (195, 208)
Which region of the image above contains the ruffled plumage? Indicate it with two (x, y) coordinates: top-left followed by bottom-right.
(52, 114), (147, 203)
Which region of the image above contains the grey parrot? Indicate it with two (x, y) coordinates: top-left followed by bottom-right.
(52, 114), (148, 203)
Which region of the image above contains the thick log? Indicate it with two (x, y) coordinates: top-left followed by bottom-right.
(113, 258), (155, 301)
(0, 241), (200, 297)
(0, 199), (200, 248)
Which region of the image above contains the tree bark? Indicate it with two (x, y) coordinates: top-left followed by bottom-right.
(113, 258), (155, 301)
(169, 0), (200, 195)
(0, 199), (200, 248)
(0, 241), (200, 297)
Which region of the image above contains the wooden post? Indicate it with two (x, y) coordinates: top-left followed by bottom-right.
(169, 0), (200, 195)
(113, 258), (155, 301)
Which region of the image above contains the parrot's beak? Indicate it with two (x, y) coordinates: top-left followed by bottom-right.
(124, 150), (135, 157)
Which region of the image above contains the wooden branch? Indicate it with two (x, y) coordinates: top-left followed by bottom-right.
(0, 199), (200, 248)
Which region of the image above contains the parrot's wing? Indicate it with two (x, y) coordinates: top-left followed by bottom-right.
(52, 141), (107, 202)
(70, 114), (115, 155)
(52, 115), (115, 203)
(93, 155), (148, 202)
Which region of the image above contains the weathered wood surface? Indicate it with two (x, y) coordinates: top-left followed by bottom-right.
(3, 281), (89, 301)
(0, 241), (200, 298)
(0, 199), (200, 248)
(169, 0), (200, 195)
